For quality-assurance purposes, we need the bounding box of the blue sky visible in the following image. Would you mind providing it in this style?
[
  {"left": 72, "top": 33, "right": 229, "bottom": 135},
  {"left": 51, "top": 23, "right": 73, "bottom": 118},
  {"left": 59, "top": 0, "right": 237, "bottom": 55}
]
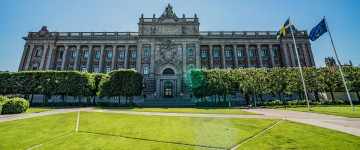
[{"left": 0, "top": 0, "right": 359, "bottom": 72}]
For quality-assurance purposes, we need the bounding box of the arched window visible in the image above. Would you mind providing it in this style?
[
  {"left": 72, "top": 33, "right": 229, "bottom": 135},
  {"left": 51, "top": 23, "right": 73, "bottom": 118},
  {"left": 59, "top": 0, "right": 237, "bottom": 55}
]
[
  {"left": 163, "top": 68, "right": 175, "bottom": 74},
  {"left": 143, "top": 66, "right": 148, "bottom": 74}
]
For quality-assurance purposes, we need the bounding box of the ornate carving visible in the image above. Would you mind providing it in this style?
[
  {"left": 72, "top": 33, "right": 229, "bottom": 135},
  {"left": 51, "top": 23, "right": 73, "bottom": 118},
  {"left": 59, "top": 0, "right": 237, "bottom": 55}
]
[
  {"left": 325, "top": 57, "right": 337, "bottom": 67},
  {"left": 159, "top": 4, "right": 178, "bottom": 22},
  {"left": 151, "top": 25, "right": 156, "bottom": 33},
  {"left": 37, "top": 26, "right": 50, "bottom": 37},
  {"left": 156, "top": 40, "right": 182, "bottom": 64}
]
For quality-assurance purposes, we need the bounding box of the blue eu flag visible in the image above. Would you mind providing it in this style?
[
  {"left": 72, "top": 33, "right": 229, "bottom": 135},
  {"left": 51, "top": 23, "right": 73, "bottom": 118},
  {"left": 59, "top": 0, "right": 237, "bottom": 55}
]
[{"left": 309, "top": 18, "right": 328, "bottom": 41}]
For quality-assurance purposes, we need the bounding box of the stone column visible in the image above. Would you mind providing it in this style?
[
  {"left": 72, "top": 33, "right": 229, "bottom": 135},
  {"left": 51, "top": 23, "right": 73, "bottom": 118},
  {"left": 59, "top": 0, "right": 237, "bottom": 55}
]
[
  {"left": 150, "top": 43, "right": 155, "bottom": 75},
  {"left": 233, "top": 44, "right": 239, "bottom": 69},
  {"left": 86, "top": 45, "right": 93, "bottom": 72},
  {"left": 73, "top": 45, "right": 81, "bottom": 71},
  {"left": 195, "top": 43, "right": 201, "bottom": 69},
  {"left": 111, "top": 45, "right": 117, "bottom": 70},
  {"left": 39, "top": 45, "right": 48, "bottom": 70},
  {"left": 136, "top": 44, "right": 142, "bottom": 72},
  {"left": 18, "top": 44, "right": 28, "bottom": 71},
  {"left": 99, "top": 45, "right": 105, "bottom": 73},
  {"left": 61, "top": 45, "right": 69, "bottom": 70},
  {"left": 280, "top": 43, "right": 290, "bottom": 67},
  {"left": 288, "top": 43, "right": 296, "bottom": 67},
  {"left": 209, "top": 45, "right": 213, "bottom": 69},
  {"left": 268, "top": 44, "right": 275, "bottom": 68},
  {"left": 45, "top": 45, "right": 56, "bottom": 70},
  {"left": 124, "top": 45, "right": 129, "bottom": 69},
  {"left": 24, "top": 45, "right": 35, "bottom": 71},
  {"left": 182, "top": 43, "right": 187, "bottom": 73},
  {"left": 307, "top": 43, "right": 316, "bottom": 66},
  {"left": 301, "top": 43, "right": 310, "bottom": 67},
  {"left": 221, "top": 44, "right": 226, "bottom": 69},
  {"left": 257, "top": 44, "right": 263, "bottom": 68},
  {"left": 245, "top": 44, "right": 250, "bottom": 68}
]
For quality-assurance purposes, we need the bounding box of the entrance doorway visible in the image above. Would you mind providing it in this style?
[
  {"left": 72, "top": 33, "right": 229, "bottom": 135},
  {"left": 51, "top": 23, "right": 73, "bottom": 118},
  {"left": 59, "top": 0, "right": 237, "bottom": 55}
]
[{"left": 164, "top": 81, "right": 173, "bottom": 98}]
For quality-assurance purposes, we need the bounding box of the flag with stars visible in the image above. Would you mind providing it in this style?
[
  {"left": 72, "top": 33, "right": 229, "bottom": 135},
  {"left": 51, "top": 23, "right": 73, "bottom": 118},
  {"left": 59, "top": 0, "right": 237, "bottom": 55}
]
[
  {"left": 309, "top": 18, "right": 328, "bottom": 41},
  {"left": 276, "top": 19, "right": 291, "bottom": 40}
]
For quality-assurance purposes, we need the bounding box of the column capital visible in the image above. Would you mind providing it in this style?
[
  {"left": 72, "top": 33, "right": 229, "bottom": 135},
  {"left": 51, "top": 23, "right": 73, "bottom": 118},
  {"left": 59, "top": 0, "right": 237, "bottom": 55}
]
[
  {"left": 233, "top": 44, "right": 237, "bottom": 48},
  {"left": 257, "top": 44, "right": 261, "bottom": 48},
  {"left": 88, "top": 45, "right": 93, "bottom": 50},
  {"left": 112, "top": 45, "right": 117, "bottom": 50},
  {"left": 245, "top": 44, "right": 249, "bottom": 48},
  {"left": 301, "top": 43, "right": 306, "bottom": 48},
  {"left": 64, "top": 45, "right": 69, "bottom": 49},
  {"left": 100, "top": 45, "right": 105, "bottom": 49},
  {"left": 268, "top": 44, "right": 273, "bottom": 48},
  {"left": 208, "top": 44, "right": 213, "bottom": 48},
  {"left": 221, "top": 44, "right": 225, "bottom": 48},
  {"left": 125, "top": 44, "right": 129, "bottom": 49},
  {"left": 76, "top": 45, "right": 81, "bottom": 49}
]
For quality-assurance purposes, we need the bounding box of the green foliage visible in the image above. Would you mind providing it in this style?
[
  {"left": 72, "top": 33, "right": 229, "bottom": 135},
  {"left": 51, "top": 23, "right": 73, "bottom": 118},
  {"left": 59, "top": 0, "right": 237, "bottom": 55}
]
[
  {"left": 1, "top": 97, "right": 29, "bottom": 114},
  {"left": 0, "top": 72, "right": 13, "bottom": 95},
  {"left": 256, "top": 99, "right": 346, "bottom": 106}
]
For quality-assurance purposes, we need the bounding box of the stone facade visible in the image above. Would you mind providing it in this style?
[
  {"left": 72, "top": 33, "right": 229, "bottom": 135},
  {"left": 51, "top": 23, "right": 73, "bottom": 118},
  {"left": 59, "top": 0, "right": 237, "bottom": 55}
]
[{"left": 19, "top": 4, "right": 315, "bottom": 100}]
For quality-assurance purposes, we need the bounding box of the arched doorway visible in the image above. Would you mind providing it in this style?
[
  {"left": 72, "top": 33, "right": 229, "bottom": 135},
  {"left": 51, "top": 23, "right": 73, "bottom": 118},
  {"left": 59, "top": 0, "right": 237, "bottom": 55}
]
[{"left": 164, "top": 81, "right": 173, "bottom": 98}]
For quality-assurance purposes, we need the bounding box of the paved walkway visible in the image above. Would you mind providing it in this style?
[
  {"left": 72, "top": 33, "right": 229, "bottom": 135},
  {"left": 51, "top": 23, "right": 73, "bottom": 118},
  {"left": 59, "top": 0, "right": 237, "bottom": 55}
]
[{"left": 1, "top": 107, "right": 359, "bottom": 136}]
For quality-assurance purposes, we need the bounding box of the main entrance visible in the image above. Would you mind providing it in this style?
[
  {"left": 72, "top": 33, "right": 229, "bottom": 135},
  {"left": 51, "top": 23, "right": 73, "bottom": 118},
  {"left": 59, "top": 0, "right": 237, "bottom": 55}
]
[{"left": 164, "top": 81, "right": 173, "bottom": 98}]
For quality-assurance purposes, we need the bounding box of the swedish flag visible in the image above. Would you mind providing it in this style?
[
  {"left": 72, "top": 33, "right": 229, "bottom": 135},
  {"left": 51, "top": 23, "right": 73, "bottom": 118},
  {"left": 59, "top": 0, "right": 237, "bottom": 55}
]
[{"left": 276, "top": 19, "right": 291, "bottom": 40}]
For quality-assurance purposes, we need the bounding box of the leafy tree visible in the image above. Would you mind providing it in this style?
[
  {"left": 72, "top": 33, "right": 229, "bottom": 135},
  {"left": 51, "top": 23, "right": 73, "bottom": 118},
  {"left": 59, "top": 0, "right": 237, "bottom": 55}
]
[
  {"left": 316, "top": 67, "right": 343, "bottom": 100},
  {"left": 89, "top": 73, "right": 106, "bottom": 104},
  {"left": 343, "top": 66, "right": 360, "bottom": 102},
  {"left": 267, "top": 67, "right": 289, "bottom": 102},
  {"left": 0, "top": 72, "right": 13, "bottom": 95}
]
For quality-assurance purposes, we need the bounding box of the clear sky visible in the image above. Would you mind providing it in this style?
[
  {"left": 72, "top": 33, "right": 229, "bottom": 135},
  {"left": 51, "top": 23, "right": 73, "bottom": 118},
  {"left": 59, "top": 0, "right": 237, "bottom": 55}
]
[{"left": 0, "top": 0, "right": 359, "bottom": 72}]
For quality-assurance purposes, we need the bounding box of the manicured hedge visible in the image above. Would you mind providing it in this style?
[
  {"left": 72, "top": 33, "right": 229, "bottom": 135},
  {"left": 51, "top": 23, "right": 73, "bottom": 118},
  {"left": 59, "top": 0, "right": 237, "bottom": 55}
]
[
  {"left": 1, "top": 97, "right": 29, "bottom": 114},
  {"left": 256, "top": 99, "right": 346, "bottom": 106}
]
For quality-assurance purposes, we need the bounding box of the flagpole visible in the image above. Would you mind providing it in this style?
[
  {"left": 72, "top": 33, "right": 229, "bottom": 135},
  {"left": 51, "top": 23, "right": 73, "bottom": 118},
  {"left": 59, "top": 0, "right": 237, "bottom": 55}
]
[
  {"left": 324, "top": 16, "right": 355, "bottom": 111},
  {"left": 288, "top": 17, "right": 311, "bottom": 111}
]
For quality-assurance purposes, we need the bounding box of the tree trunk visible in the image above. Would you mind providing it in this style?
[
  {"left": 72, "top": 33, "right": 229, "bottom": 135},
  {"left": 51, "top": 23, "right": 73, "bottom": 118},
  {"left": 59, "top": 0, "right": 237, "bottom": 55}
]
[
  {"left": 315, "top": 92, "right": 319, "bottom": 101},
  {"left": 223, "top": 94, "right": 227, "bottom": 102},
  {"left": 218, "top": 95, "right": 221, "bottom": 103},
  {"left": 78, "top": 96, "right": 81, "bottom": 104},
  {"left": 260, "top": 94, "right": 263, "bottom": 101},
  {"left": 119, "top": 96, "right": 121, "bottom": 104},
  {"left": 356, "top": 92, "right": 360, "bottom": 104},
  {"left": 298, "top": 92, "right": 302, "bottom": 100},
  {"left": 93, "top": 96, "right": 96, "bottom": 104},
  {"left": 30, "top": 94, "right": 34, "bottom": 104},
  {"left": 245, "top": 94, "right": 250, "bottom": 105},
  {"left": 62, "top": 95, "right": 65, "bottom": 103},
  {"left": 278, "top": 93, "right": 282, "bottom": 101},
  {"left": 125, "top": 97, "right": 128, "bottom": 104},
  {"left": 330, "top": 91, "right": 335, "bottom": 100}
]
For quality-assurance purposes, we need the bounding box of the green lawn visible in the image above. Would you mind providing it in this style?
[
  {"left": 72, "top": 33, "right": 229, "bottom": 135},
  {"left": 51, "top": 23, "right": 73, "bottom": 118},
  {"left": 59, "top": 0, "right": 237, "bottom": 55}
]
[
  {"left": 96, "top": 107, "right": 260, "bottom": 115},
  {"left": 238, "top": 120, "right": 360, "bottom": 150},
  {"left": 23, "top": 108, "right": 55, "bottom": 114},
  {"left": 79, "top": 111, "right": 277, "bottom": 149},
  {"left": 34, "top": 132, "right": 207, "bottom": 150},
  {"left": 0, "top": 112, "right": 77, "bottom": 150},
  {"left": 264, "top": 105, "right": 360, "bottom": 118}
]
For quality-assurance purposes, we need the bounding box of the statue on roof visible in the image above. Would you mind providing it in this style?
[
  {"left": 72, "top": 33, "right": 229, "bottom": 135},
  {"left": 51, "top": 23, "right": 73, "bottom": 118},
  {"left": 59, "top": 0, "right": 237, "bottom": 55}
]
[{"left": 159, "top": 4, "right": 178, "bottom": 22}]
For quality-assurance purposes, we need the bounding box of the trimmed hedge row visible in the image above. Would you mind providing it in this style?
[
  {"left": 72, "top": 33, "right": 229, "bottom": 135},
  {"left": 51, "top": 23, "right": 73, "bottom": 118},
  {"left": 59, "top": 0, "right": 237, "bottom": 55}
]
[
  {"left": 0, "top": 96, "right": 29, "bottom": 114},
  {"left": 256, "top": 99, "right": 345, "bottom": 106}
]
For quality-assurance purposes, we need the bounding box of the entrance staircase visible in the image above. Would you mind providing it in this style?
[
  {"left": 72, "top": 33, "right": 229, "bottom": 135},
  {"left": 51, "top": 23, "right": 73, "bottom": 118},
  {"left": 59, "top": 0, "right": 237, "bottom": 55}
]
[{"left": 137, "top": 98, "right": 195, "bottom": 107}]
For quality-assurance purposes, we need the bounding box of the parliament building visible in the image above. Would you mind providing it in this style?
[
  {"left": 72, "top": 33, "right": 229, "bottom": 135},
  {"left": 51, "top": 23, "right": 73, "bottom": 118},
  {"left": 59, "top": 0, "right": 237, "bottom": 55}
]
[{"left": 18, "top": 4, "right": 315, "bottom": 100}]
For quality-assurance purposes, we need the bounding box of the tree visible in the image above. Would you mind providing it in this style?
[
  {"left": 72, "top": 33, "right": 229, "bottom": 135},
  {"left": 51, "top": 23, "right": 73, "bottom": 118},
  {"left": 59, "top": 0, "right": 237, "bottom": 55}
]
[
  {"left": 89, "top": 73, "right": 106, "bottom": 104},
  {"left": 267, "top": 67, "right": 289, "bottom": 102},
  {"left": 0, "top": 72, "right": 13, "bottom": 95},
  {"left": 316, "top": 67, "right": 343, "bottom": 100},
  {"left": 343, "top": 66, "right": 360, "bottom": 102}
]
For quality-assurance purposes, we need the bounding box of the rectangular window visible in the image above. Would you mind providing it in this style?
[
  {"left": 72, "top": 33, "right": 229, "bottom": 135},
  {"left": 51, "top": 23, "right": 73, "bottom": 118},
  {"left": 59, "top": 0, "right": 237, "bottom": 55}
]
[
  {"left": 261, "top": 50, "right": 266, "bottom": 57},
  {"left": 120, "top": 51, "right": 125, "bottom": 58},
  {"left": 36, "top": 50, "right": 41, "bottom": 57},
  {"left": 249, "top": 50, "right": 254, "bottom": 57},
  {"left": 214, "top": 50, "right": 219, "bottom": 57},
  {"left": 93, "top": 67, "right": 99, "bottom": 73},
  {"left": 32, "top": 67, "right": 38, "bottom": 70},
  {"left": 226, "top": 50, "right": 231, "bottom": 57},
  {"left": 72, "top": 51, "right": 76, "bottom": 58},
  {"left": 202, "top": 67, "right": 207, "bottom": 70},
  {"left": 272, "top": 50, "right": 277, "bottom": 57},
  {"left": 189, "top": 49, "right": 193, "bottom": 56},
  {"left": 237, "top": 50, "right": 242, "bottom": 57},
  {"left": 81, "top": 68, "right": 87, "bottom": 72},
  {"left": 60, "top": 51, "right": 64, "bottom": 58},
  {"left": 132, "top": 51, "right": 136, "bottom": 58},
  {"left": 84, "top": 51, "right": 88, "bottom": 58},
  {"left": 239, "top": 67, "right": 244, "bottom": 69},
  {"left": 251, "top": 67, "right": 256, "bottom": 69},
  {"left": 214, "top": 67, "right": 219, "bottom": 69},
  {"left": 143, "top": 67, "right": 148, "bottom": 74},
  {"left": 297, "top": 48, "right": 300, "bottom": 55},
  {"left": 95, "top": 51, "right": 100, "bottom": 58},
  {"left": 131, "top": 67, "right": 136, "bottom": 70},
  {"left": 227, "top": 66, "right": 232, "bottom": 70},
  {"left": 202, "top": 50, "right": 206, "bottom": 57},
  {"left": 106, "top": 67, "right": 111, "bottom": 74},
  {"left": 107, "top": 51, "right": 112, "bottom": 58},
  {"left": 118, "top": 67, "right": 123, "bottom": 70},
  {"left": 144, "top": 49, "right": 149, "bottom": 56}
]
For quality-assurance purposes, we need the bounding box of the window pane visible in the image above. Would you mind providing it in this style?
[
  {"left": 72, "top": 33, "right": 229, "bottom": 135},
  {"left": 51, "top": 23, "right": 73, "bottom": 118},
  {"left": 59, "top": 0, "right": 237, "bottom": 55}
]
[
  {"left": 108, "top": 51, "right": 112, "bottom": 58},
  {"left": 189, "top": 49, "right": 193, "bottom": 56},
  {"left": 273, "top": 50, "right": 277, "bottom": 57},
  {"left": 95, "top": 51, "right": 100, "bottom": 58},
  {"left": 250, "top": 50, "right": 254, "bottom": 57},
  {"left": 106, "top": 67, "right": 111, "bottom": 74},
  {"left": 144, "top": 49, "right": 149, "bottom": 56},
  {"left": 84, "top": 51, "right": 88, "bottom": 58},
  {"left": 120, "top": 51, "right": 124, "bottom": 58},
  {"left": 132, "top": 51, "right": 136, "bottom": 58},
  {"left": 60, "top": 51, "right": 64, "bottom": 58},
  {"left": 214, "top": 51, "right": 219, "bottom": 57},
  {"left": 81, "top": 68, "right": 87, "bottom": 72},
  {"left": 72, "top": 51, "right": 76, "bottom": 58},
  {"left": 36, "top": 50, "right": 41, "bottom": 57},
  {"left": 261, "top": 50, "right": 266, "bottom": 57},
  {"left": 237, "top": 50, "right": 242, "bottom": 57},
  {"left": 226, "top": 50, "right": 230, "bottom": 57},
  {"left": 94, "top": 68, "right": 99, "bottom": 73},
  {"left": 143, "top": 67, "right": 148, "bottom": 74},
  {"left": 202, "top": 50, "right": 206, "bottom": 57},
  {"left": 118, "top": 67, "right": 123, "bottom": 70}
]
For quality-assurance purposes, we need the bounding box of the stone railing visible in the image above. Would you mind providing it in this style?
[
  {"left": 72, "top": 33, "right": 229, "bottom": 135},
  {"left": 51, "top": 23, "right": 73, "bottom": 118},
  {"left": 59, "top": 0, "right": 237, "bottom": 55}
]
[
  {"left": 199, "top": 30, "right": 308, "bottom": 37},
  {"left": 139, "top": 17, "right": 199, "bottom": 23},
  {"left": 27, "top": 32, "right": 139, "bottom": 38}
]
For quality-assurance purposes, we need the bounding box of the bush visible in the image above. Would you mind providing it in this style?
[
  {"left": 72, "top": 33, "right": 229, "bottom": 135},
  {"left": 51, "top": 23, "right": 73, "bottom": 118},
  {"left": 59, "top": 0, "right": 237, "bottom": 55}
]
[
  {"left": 2, "top": 98, "right": 29, "bottom": 114},
  {"left": 0, "top": 95, "right": 8, "bottom": 102}
]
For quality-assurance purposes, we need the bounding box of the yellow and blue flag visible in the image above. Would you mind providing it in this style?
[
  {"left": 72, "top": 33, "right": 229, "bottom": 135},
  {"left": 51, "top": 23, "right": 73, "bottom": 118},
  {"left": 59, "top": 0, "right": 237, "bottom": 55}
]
[
  {"left": 309, "top": 18, "right": 327, "bottom": 41},
  {"left": 276, "top": 19, "right": 291, "bottom": 40}
]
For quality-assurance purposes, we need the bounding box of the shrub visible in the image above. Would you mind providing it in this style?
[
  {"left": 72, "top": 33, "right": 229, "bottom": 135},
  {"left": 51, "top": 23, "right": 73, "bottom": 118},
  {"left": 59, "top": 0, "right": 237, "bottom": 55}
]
[
  {"left": 0, "top": 95, "right": 8, "bottom": 102},
  {"left": 2, "top": 98, "right": 29, "bottom": 114}
]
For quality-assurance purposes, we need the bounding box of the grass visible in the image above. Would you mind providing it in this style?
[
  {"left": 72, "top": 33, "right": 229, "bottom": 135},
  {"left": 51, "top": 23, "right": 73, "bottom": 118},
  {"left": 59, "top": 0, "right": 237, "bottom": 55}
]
[
  {"left": 34, "top": 132, "right": 207, "bottom": 150},
  {"left": 96, "top": 107, "right": 260, "bottom": 115},
  {"left": 238, "top": 120, "right": 360, "bottom": 150},
  {"left": 79, "top": 111, "right": 278, "bottom": 149},
  {"left": 0, "top": 112, "right": 77, "bottom": 150},
  {"left": 23, "top": 108, "right": 55, "bottom": 114},
  {"left": 263, "top": 105, "right": 360, "bottom": 118}
]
